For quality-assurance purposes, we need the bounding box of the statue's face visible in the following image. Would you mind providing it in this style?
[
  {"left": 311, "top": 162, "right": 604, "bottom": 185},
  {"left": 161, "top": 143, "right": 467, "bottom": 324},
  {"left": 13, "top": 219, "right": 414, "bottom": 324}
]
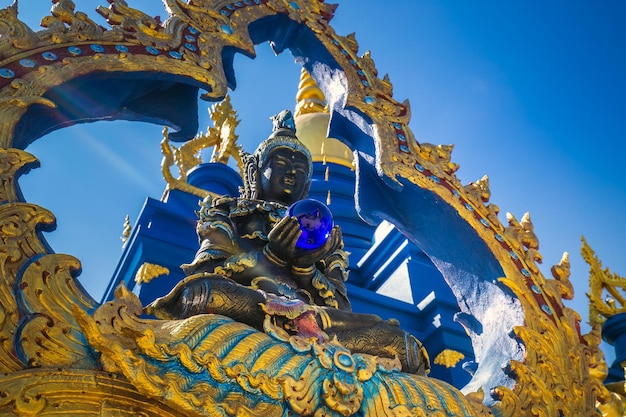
[{"left": 259, "top": 147, "right": 310, "bottom": 204}]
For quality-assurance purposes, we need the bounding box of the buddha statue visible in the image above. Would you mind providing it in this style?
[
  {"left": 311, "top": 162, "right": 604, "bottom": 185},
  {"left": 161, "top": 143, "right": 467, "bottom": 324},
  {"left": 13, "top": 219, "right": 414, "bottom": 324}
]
[{"left": 147, "top": 110, "right": 429, "bottom": 375}]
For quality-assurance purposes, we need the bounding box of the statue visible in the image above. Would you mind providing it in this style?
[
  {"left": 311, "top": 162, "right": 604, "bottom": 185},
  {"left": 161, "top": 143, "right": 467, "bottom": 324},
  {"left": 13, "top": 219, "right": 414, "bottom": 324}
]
[{"left": 147, "top": 110, "right": 429, "bottom": 375}]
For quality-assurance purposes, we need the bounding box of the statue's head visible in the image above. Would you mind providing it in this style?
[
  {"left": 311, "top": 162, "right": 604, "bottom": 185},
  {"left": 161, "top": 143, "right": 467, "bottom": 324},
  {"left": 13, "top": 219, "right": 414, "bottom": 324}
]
[{"left": 242, "top": 110, "right": 313, "bottom": 204}]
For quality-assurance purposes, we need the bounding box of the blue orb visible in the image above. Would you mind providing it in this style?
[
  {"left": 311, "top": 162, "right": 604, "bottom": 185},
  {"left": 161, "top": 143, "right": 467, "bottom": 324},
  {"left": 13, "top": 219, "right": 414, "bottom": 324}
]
[{"left": 287, "top": 199, "right": 334, "bottom": 250}]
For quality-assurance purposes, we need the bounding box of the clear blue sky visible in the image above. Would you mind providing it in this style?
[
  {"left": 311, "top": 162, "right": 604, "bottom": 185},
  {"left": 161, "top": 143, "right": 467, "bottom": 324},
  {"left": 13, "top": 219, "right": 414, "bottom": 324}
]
[{"left": 8, "top": 1, "right": 626, "bottom": 361}]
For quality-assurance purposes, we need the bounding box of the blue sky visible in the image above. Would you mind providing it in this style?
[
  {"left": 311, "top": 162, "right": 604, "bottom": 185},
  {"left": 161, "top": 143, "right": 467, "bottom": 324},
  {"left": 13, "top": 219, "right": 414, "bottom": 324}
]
[{"left": 8, "top": 1, "right": 626, "bottom": 360}]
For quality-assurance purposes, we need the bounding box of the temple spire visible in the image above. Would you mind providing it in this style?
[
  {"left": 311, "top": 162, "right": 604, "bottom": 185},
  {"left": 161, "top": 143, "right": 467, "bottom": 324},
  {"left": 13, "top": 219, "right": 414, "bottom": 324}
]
[
  {"left": 294, "top": 68, "right": 327, "bottom": 117},
  {"left": 293, "top": 68, "right": 353, "bottom": 169}
]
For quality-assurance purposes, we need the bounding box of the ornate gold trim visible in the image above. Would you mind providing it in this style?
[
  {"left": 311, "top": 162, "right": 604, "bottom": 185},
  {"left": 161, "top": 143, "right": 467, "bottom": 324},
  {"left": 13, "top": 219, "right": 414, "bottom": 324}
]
[
  {"left": 134, "top": 262, "right": 170, "bottom": 285},
  {"left": 584, "top": 237, "right": 626, "bottom": 325},
  {"left": 0, "top": 368, "right": 184, "bottom": 416},
  {"left": 434, "top": 349, "right": 465, "bottom": 369}
]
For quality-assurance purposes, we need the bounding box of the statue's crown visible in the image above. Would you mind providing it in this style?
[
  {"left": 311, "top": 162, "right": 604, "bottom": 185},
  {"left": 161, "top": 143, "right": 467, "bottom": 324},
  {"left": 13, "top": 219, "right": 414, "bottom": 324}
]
[{"left": 253, "top": 110, "right": 312, "bottom": 173}]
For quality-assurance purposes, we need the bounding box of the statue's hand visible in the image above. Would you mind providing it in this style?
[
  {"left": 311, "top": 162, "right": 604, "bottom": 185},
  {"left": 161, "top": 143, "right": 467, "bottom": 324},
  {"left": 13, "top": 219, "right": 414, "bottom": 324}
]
[
  {"left": 266, "top": 218, "right": 343, "bottom": 268},
  {"left": 265, "top": 216, "right": 301, "bottom": 264},
  {"left": 293, "top": 226, "right": 342, "bottom": 268}
]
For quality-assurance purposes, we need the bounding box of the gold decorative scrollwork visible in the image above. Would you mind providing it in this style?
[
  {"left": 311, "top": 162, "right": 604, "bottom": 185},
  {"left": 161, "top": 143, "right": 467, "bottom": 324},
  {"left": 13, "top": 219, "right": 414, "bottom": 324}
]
[
  {"left": 0, "top": 148, "right": 38, "bottom": 204},
  {"left": 0, "top": 3, "right": 39, "bottom": 58},
  {"left": 97, "top": 0, "right": 171, "bottom": 46},
  {"left": 49, "top": 0, "right": 108, "bottom": 41},
  {"left": 161, "top": 95, "right": 243, "bottom": 198},
  {"left": 0, "top": 369, "right": 184, "bottom": 416},
  {"left": 18, "top": 253, "right": 97, "bottom": 368},
  {"left": 434, "top": 349, "right": 465, "bottom": 368},
  {"left": 0, "top": 202, "right": 54, "bottom": 280},
  {"left": 495, "top": 261, "right": 607, "bottom": 416},
  {"left": 584, "top": 237, "right": 626, "bottom": 326},
  {"left": 134, "top": 262, "right": 170, "bottom": 285}
]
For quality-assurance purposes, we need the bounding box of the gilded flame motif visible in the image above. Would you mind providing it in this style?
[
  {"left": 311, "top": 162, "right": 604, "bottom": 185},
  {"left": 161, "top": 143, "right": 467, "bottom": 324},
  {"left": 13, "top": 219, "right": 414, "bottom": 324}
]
[
  {"left": 584, "top": 237, "right": 626, "bottom": 326},
  {"left": 434, "top": 349, "right": 465, "bottom": 369},
  {"left": 0, "top": 0, "right": 613, "bottom": 416},
  {"left": 161, "top": 95, "right": 243, "bottom": 198},
  {"left": 134, "top": 262, "right": 170, "bottom": 285}
]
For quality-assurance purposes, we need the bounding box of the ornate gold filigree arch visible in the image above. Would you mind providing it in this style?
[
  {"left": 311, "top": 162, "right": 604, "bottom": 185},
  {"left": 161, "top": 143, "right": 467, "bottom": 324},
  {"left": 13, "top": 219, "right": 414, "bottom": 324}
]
[{"left": 0, "top": 1, "right": 608, "bottom": 416}]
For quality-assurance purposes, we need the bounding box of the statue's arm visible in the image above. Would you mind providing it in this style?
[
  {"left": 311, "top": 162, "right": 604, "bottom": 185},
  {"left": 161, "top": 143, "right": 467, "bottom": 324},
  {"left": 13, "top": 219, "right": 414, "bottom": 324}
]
[
  {"left": 320, "top": 248, "right": 352, "bottom": 311},
  {"left": 181, "top": 199, "right": 239, "bottom": 275}
]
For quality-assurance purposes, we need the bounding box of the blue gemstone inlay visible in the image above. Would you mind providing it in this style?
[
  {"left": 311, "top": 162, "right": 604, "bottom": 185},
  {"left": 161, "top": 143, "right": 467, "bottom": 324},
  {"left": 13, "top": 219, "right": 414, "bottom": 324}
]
[
  {"left": 414, "top": 163, "right": 424, "bottom": 172},
  {"left": 68, "top": 46, "right": 82, "bottom": 56},
  {"left": 480, "top": 218, "right": 490, "bottom": 227},
  {"left": 220, "top": 9, "right": 230, "bottom": 16},
  {"left": 169, "top": 51, "right": 182, "bottom": 59},
  {"left": 494, "top": 234, "right": 504, "bottom": 242},
  {"left": 332, "top": 39, "right": 340, "bottom": 46},
  {"left": 42, "top": 52, "right": 57, "bottom": 61},
  {"left": 531, "top": 285, "right": 542, "bottom": 294},
  {"left": 188, "top": 26, "right": 199, "bottom": 35},
  {"left": 235, "top": 1, "right": 243, "bottom": 6},
  {"left": 349, "top": 59, "right": 357, "bottom": 66},
  {"left": 393, "top": 122, "right": 401, "bottom": 129},
  {"left": 184, "top": 43, "right": 197, "bottom": 51},
  {"left": 357, "top": 69, "right": 365, "bottom": 76},
  {"left": 244, "top": 0, "right": 252, "bottom": 4},
  {"left": 541, "top": 305, "right": 553, "bottom": 315},
  {"left": 341, "top": 49, "right": 348, "bottom": 56},
  {"left": 361, "top": 80, "right": 370, "bottom": 87},
  {"left": 399, "top": 144, "right": 409, "bottom": 152},
  {"left": 337, "top": 353, "right": 353, "bottom": 367},
  {"left": 521, "top": 268, "right": 531, "bottom": 277},
  {"left": 254, "top": 0, "right": 261, "bottom": 3},
  {"left": 146, "top": 46, "right": 160, "bottom": 55},
  {"left": 227, "top": 4, "right": 236, "bottom": 10},
  {"left": 90, "top": 44, "right": 104, "bottom": 53},
  {"left": 465, "top": 203, "right": 474, "bottom": 212},
  {"left": 452, "top": 189, "right": 461, "bottom": 198},
  {"left": 397, "top": 133, "right": 406, "bottom": 141},
  {"left": 185, "top": 34, "right": 196, "bottom": 42},
  {"left": 431, "top": 175, "right": 440, "bottom": 183},
  {"left": 289, "top": 1, "right": 300, "bottom": 9},
  {"left": 221, "top": 25, "right": 233, "bottom": 35},
  {"left": 364, "top": 96, "right": 374, "bottom": 104},
  {"left": 509, "top": 251, "right": 518, "bottom": 260},
  {"left": 19, "top": 59, "right": 35, "bottom": 68},
  {"left": 115, "top": 45, "right": 129, "bottom": 53},
  {"left": 0, "top": 68, "right": 15, "bottom": 79}
]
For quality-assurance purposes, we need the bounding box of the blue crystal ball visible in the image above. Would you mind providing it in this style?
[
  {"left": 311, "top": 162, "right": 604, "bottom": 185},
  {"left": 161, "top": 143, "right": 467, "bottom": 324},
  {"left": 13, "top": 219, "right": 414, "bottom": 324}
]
[{"left": 287, "top": 199, "right": 334, "bottom": 250}]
